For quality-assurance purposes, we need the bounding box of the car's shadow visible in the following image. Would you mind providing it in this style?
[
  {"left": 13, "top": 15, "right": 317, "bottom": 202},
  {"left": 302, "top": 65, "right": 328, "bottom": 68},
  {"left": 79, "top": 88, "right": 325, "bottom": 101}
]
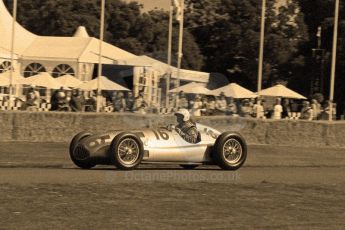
[{"left": 70, "top": 166, "right": 223, "bottom": 171}]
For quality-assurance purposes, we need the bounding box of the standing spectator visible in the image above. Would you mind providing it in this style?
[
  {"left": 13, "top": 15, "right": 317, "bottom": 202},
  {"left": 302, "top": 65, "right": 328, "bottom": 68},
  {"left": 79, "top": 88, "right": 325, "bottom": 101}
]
[
  {"left": 311, "top": 99, "right": 321, "bottom": 120},
  {"left": 125, "top": 91, "right": 135, "bottom": 112},
  {"left": 252, "top": 98, "right": 265, "bottom": 119},
  {"left": 112, "top": 91, "right": 126, "bottom": 112},
  {"left": 273, "top": 98, "right": 283, "bottom": 119},
  {"left": 227, "top": 97, "right": 238, "bottom": 116},
  {"left": 282, "top": 98, "right": 291, "bottom": 119},
  {"left": 50, "top": 87, "right": 65, "bottom": 111},
  {"left": 134, "top": 91, "right": 148, "bottom": 114},
  {"left": 207, "top": 96, "right": 216, "bottom": 116},
  {"left": 240, "top": 99, "right": 253, "bottom": 118},
  {"left": 56, "top": 88, "right": 70, "bottom": 111},
  {"left": 65, "top": 90, "right": 72, "bottom": 105},
  {"left": 26, "top": 85, "right": 40, "bottom": 106},
  {"left": 300, "top": 101, "right": 313, "bottom": 120},
  {"left": 215, "top": 92, "right": 227, "bottom": 115},
  {"left": 290, "top": 99, "right": 299, "bottom": 112},
  {"left": 190, "top": 94, "right": 203, "bottom": 117},
  {"left": 176, "top": 91, "right": 189, "bottom": 110},
  {"left": 22, "top": 89, "right": 38, "bottom": 111},
  {"left": 70, "top": 89, "right": 84, "bottom": 112},
  {"left": 201, "top": 96, "right": 209, "bottom": 116},
  {"left": 111, "top": 92, "right": 118, "bottom": 106},
  {"left": 249, "top": 98, "right": 255, "bottom": 108}
]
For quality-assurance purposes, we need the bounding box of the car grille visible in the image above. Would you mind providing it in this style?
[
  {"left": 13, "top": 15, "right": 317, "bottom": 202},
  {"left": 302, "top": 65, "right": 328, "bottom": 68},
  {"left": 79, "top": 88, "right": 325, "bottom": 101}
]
[{"left": 73, "top": 145, "right": 90, "bottom": 160}]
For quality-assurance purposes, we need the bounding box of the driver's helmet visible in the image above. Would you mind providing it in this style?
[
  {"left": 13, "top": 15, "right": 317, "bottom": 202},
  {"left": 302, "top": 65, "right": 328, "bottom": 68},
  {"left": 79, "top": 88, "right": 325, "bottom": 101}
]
[{"left": 175, "top": 108, "right": 190, "bottom": 122}]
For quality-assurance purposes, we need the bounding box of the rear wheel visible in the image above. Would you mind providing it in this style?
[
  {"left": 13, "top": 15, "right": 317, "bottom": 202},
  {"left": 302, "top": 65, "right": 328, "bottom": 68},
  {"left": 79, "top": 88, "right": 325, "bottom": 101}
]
[
  {"left": 109, "top": 133, "right": 144, "bottom": 170},
  {"left": 69, "top": 132, "right": 96, "bottom": 169},
  {"left": 180, "top": 164, "right": 199, "bottom": 170},
  {"left": 213, "top": 132, "right": 247, "bottom": 170}
]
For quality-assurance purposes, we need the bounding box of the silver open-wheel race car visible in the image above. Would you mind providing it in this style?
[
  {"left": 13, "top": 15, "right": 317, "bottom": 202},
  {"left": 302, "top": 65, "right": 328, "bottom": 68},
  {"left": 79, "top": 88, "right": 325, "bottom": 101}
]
[{"left": 69, "top": 123, "right": 247, "bottom": 170}]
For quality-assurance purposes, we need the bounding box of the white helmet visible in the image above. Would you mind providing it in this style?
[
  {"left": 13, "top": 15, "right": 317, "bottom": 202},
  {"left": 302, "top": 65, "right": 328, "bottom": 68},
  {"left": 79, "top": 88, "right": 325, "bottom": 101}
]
[{"left": 175, "top": 108, "right": 190, "bottom": 122}]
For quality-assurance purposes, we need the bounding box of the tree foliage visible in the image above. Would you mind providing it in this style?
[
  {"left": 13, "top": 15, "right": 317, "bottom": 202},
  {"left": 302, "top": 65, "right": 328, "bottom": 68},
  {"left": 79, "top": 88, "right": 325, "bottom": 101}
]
[{"left": 184, "top": 0, "right": 308, "bottom": 89}]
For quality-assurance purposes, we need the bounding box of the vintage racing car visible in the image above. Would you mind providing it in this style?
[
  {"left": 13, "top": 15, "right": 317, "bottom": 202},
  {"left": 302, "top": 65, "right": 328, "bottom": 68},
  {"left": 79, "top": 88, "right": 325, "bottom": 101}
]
[{"left": 69, "top": 123, "right": 247, "bottom": 170}]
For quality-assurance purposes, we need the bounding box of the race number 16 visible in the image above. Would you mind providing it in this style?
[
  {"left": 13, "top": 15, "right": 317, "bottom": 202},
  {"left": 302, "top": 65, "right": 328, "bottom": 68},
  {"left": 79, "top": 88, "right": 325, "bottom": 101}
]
[{"left": 152, "top": 129, "right": 169, "bottom": 140}]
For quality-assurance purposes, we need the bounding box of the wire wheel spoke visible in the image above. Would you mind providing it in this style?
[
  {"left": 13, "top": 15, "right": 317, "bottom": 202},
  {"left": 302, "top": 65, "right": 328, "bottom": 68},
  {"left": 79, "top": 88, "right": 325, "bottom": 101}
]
[
  {"left": 117, "top": 138, "right": 139, "bottom": 165},
  {"left": 223, "top": 138, "right": 242, "bottom": 164}
]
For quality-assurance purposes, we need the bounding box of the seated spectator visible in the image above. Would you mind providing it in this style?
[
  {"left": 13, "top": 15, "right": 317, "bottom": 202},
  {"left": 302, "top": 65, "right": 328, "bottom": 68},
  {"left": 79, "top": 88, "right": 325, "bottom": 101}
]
[
  {"left": 300, "top": 101, "right": 313, "bottom": 120},
  {"left": 125, "top": 91, "right": 135, "bottom": 112},
  {"left": 240, "top": 99, "right": 253, "bottom": 118},
  {"left": 227, "top": 97, "right": 238, "bottom": 116},
  {"left": 112, "top": 91, "right": 126, "bottom": 112},
  {"left": 70, "top": 89, "right": 84, "bottom": 112},
  {"left": 273, "top": 98, "right": 283, "bottom": 119},
  {"left": 282, "top": 98, "right": 291, "bottom": 119}
]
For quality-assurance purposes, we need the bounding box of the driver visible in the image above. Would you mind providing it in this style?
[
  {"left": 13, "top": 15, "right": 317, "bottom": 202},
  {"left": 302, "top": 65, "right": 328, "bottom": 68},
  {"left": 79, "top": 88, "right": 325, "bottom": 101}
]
[{"left": 171, "top": 109, "right": 200, "bottom": 144}]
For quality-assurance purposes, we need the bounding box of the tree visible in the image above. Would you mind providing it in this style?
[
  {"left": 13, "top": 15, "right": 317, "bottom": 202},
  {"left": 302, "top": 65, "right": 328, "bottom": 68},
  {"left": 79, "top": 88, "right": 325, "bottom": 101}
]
[
  {"left": 184, "top": 0, "right": 308, "bottom": 90},
  {"left": 300, "top": 0, "right": 345, "bottom": 115}
]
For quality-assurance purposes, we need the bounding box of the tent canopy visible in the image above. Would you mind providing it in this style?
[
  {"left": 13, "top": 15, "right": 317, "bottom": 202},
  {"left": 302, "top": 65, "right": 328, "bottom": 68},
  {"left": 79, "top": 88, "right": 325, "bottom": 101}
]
[
  {"left": 56, "top": 74, "right": 83, "bottom": 88},
  {"left": 19, "top": 72, "right": 65, "bottom": 89},
  {"left": 211, "top": 83, "right": 257, "bottom": 98},
  {"left": 258, "top": 84, "right": 306, "bottom": 99},
  {"left": 78, "top": 75, "right": 129, "bottom": 91},
  {"left": 169, "top": 82, "right": 212, "bottom": 94}
]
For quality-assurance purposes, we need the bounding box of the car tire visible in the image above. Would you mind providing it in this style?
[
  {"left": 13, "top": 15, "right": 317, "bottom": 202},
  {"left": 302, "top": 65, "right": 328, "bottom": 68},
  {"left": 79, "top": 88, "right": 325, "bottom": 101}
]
[
  {"left": 213, "top": 132, "right": 247, "bottom": 170},
  {"left": 69, "top": 131, "right": 96, "bottom": 169},
  {"left": 180, "top": 164, "right": 199, "bottom": 170},
  {"left": 109, "top": 132, "right": 144, "bottom": 170}
]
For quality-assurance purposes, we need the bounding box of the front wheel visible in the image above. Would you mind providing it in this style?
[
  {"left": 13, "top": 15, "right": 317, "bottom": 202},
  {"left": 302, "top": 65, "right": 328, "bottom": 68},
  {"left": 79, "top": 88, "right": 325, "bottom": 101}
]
[
  {"left": 213, "top": 132, "right": 247, "bottom": 170},
  {"left": 69, "top": 131, "right": 96, "bottom": 169},
  {"left": 109, "top": 132, "right": 144, "bottom": 170}
]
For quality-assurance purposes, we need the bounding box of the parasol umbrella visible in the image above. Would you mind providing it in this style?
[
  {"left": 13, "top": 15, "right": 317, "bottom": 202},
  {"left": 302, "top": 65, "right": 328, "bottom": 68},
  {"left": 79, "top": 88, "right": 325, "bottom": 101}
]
[
  {"left": 0, "top": 71, "right": 24, "bottom": 86},
  {"left": 169, "top": 82, "right": 212, "bottom": 95},
  {"left": 211, "top": 83, "right": 257, "bottom": 98},
  {"left": 258, "top": 84, "right": 306, "bottom": 99},
  {"left": 19, "top": 72, "right": 66, "bottom": 89},
  {"left": 78, "top": 76, "right": 129, "bottom": 91},
  {"left": 56, "top": 74, "right": 83, "bottom": 88}
]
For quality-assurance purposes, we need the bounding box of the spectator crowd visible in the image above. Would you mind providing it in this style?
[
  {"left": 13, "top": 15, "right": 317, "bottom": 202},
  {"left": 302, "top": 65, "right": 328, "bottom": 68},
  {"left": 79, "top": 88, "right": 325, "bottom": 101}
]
[
  {"left": 173, "top": 91, "right": 337, "bottom": 120},
  {"left": 0, "top": 86, "right": 339, "bottom": 120}
]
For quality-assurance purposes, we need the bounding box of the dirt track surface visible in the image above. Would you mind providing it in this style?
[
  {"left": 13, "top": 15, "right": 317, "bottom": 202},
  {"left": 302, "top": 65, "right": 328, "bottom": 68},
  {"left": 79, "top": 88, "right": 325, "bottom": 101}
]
[{"left": 1, "top": 142, "right": 345, "bottom": 229}]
